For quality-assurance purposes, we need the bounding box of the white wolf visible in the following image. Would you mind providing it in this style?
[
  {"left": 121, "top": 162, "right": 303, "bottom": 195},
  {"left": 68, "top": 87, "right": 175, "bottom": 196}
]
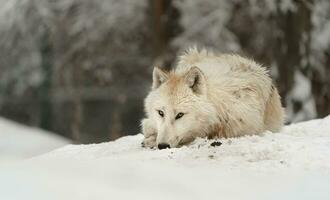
[{"left": 141, "top": 48, "right": 284, "bottom": 149}]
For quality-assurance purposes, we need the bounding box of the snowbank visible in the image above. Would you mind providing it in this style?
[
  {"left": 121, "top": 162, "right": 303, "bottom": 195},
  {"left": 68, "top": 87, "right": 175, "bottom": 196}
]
[
  {"left": 0, "top": 116, "right": 330, "bottom": 200},
  {"left": 0, "top": 118, "right": 70, "bottom": 160}
]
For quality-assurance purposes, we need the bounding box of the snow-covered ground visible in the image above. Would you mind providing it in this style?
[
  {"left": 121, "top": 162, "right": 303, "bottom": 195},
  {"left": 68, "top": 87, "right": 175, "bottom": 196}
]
[
  {"left": 0, "top": 116, "right": 330, "bottom": 200},
  {"left": 0, "top": 117, "right": 70, "bottom": 160}
]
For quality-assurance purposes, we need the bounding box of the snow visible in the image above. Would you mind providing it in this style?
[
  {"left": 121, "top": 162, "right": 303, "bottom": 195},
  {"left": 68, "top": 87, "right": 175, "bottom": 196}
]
[
  {"left": 312, "top": 0, "right": 330, "bottom": 52},
  {"left": 287, "top": 71, "right": 317, "bottom": 122},
  {"left": 0, "top": 118, "right": 70, "bottom": 160},
  {"left": 310, "top": 0, "right": 330, "bottom": 79},
  {"left": 1, "top": 116, "right": 330, "bottom": 199},
  {"left": 174, "top": 1, "right": 240, "bottom": 52},
  {"left": 0, "top": 0, "right": 149, "bottom": 96},
  {"left": 279, "top": 0, "right": 297, "bottom": 13}
]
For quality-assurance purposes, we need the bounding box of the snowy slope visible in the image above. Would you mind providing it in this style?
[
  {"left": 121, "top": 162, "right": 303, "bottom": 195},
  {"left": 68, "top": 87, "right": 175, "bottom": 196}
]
[
  {"left": 0, "top": 118, "right": 70, "bottom": 160},
  {"left": 0, "top": 116, "right": 330, "bottom": 200}
]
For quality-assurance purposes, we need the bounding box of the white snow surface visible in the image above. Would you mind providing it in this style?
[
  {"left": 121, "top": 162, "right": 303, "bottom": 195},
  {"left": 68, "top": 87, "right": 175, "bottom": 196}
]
[
  {"left": 1, "top": 116, "right": 330, "bottom": 200},
  {"left": 0, "top": 117, "right": 70, "bottom": 160}
]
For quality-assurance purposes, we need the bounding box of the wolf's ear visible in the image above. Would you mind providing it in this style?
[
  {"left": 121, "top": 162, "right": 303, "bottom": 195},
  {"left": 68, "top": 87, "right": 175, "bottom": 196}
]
[
  {"left": 184, "top": 66, "right": 206, "bottom": 95},
  {"left": 152, "top": 67, "right": 169, "bottom": 89}
]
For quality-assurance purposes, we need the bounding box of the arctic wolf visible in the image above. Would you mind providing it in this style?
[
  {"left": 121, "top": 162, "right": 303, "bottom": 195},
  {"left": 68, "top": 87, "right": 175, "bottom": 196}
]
[{"left": 141, "top": 48, "right": 284, "bottom": 149}]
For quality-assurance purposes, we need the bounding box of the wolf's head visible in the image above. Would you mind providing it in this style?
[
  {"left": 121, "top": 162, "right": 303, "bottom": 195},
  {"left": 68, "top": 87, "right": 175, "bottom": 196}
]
[{"left": 145, "top": 66, "right": 219, "bottom": 149}]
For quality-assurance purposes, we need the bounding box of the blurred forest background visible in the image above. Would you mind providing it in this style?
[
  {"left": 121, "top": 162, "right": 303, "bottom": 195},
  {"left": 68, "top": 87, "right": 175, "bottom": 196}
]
[{"left": 0, "top": 0, "right": 329, "bottom": 143}]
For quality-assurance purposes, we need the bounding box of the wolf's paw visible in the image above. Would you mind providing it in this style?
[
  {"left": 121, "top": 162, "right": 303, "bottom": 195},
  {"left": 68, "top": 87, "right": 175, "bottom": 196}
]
[{"left": 142, "top": 135, "right": 157, "bottom": 149}]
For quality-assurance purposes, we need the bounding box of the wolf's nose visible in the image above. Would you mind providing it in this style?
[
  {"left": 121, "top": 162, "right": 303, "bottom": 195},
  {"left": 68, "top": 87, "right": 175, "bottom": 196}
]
[{"left": 158, "top": 143, "right": 170, "bottom": 149}]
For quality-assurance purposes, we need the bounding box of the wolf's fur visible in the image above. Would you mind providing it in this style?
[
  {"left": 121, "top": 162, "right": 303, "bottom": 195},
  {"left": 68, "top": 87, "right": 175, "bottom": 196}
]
[{"left": 142, "top": 47, "right": 284, "bottom": 148}]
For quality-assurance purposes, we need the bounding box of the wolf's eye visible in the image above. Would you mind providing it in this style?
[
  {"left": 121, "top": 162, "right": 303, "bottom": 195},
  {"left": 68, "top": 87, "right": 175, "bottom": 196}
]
[
  {"left": 158, "top": 110, "right": 164, "bottom": 117},
  {"left": 175, "top": 112, "right": 184, "bottom": 120}
]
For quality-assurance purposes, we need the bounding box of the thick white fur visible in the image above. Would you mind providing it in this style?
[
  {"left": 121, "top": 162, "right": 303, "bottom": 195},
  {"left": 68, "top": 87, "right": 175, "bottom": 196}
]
[{"left": 142, "top": 47, "right": 284, "bottom": 148}]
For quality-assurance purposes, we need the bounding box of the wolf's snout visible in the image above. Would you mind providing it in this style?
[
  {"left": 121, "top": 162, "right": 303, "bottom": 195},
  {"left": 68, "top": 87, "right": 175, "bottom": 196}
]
[{"left": 158, "top": 143, "right": 170, "bottom": 149}]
